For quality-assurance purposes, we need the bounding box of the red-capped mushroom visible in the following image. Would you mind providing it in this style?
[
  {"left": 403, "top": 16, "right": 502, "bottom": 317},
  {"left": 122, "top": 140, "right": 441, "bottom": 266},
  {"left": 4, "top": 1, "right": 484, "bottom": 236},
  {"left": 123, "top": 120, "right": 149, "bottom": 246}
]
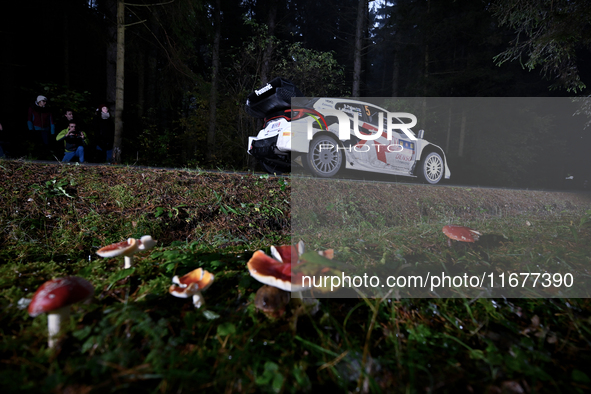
[
  {"left": 248, "top": 248, "right": 302, "bottom": 291},
  {"left": 247, "top": 248, "right": 296, "bottom": 316},
  {"left": 96, "top": 238, "right": 139, "bottom": 269},
  {"left": 247, "top": 241, "right": 336, "bottom": 314},
  {"left": 169, "top": 268, "right": 214, "bottom": 308},
  {"left": 442, "top": 225, "right": 481, "bottom": 246},
  {"left": 28, "top": 276, "right": 94, "bottom": 348},
  {"left": 248, "top": 242, "right": 336, "bottom": 292}
]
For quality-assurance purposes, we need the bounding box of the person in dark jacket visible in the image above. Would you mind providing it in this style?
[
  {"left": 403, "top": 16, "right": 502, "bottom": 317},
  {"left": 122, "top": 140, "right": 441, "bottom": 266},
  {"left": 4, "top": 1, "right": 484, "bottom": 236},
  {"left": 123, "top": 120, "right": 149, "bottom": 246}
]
[
  {"left": 94, "top": 104, "right": 114, "bottom": 163},
  {"left": 27, "top": 95, "right": 55, "bottom": 158},
  {"left": 56, "top": 121, "right": 89, "bottom": 163}
]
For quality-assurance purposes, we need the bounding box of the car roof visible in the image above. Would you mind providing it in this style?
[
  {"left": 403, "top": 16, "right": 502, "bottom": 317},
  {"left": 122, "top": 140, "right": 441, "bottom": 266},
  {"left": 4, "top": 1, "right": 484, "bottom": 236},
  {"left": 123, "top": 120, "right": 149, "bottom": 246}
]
[{"left": 313, "top": 98, "right": 389, "bottom": 113}]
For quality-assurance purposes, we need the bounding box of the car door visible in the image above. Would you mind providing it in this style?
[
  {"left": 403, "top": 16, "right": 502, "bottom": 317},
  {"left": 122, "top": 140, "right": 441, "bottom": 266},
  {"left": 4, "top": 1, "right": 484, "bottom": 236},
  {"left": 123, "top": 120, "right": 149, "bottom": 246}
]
[
  {"left": 356, "top": 104, "right": 415, "bottom": 173},
  {"left": 373, "top": 110, "right": 416, "bottom": 173}
]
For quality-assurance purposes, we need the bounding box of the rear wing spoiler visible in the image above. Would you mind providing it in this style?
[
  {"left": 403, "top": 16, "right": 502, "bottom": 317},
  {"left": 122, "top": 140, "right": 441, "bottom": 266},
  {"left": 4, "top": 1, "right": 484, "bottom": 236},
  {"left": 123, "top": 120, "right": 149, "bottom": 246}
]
[{"left": 245, "top": 77, "right": 303, "bottom": 119}]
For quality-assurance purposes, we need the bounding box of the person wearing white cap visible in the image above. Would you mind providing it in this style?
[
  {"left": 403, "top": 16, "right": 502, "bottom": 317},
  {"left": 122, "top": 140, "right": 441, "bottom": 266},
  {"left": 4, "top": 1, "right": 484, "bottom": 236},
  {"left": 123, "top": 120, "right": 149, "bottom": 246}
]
[{"left": 27, "top": 95, "right": 56, "bottom": 159}]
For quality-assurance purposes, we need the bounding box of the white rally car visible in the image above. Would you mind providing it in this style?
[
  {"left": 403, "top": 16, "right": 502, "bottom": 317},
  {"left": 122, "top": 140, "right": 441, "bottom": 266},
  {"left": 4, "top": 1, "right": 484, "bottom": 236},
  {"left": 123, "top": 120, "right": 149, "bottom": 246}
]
[{"left": 291, "top": 98, "right": 451, "bottom": 184}]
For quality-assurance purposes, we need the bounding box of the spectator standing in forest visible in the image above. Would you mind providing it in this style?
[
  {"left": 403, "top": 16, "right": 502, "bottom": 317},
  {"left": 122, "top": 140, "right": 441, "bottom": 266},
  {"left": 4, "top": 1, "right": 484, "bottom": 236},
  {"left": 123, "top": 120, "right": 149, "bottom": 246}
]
[
  {"left": 27, "top": 95, "right": 55, "bottom": 159},
  {"left": 55, "top": 109, "right": 75, "bottom": 157},
  {"left": 56, "top": 121, "right": 88, "bottom": 163},
  {"left": 94, "top": 104, "right": 114, "bottom": 163}
]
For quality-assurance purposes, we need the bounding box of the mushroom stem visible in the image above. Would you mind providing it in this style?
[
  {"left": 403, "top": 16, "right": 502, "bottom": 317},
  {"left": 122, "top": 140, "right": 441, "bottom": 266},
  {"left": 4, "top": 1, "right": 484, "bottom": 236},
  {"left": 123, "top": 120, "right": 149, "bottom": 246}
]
[
  {"left": 47, "top": 306, "right": 70, "bottom": 348},
  {"left": 124, "top": 255, "right": 134, "bottom": 269},
  {"left": 192, "top": 291, "right": 204, "bottom": 308}
]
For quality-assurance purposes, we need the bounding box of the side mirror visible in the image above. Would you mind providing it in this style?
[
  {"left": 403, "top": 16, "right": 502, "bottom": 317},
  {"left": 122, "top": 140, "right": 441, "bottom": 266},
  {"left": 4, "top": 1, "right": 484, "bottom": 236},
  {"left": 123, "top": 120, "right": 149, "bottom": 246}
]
[{"left": 417, "top": 129, "right": 425, "bottom": 139}]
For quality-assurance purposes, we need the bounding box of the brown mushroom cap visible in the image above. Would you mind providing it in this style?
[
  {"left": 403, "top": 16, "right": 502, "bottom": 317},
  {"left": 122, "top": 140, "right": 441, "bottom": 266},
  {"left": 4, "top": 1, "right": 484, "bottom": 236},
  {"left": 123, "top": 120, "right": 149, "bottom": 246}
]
[
  {"left": 247, "top": 250, "right": 293, "bottom": 292},
  {"left": 269, "top": 244, "right": 296, "bottom": 265},
  {"left": 169, "top": 268, "right": 214, "bottom": 298},
  {"left": 317, "top": 249, "right": 334, "bottom": 259},
  {"left": 442, "top": 225, "right": 481, "bottom": 243},
  {"left": 28, "top": 277, "right": 94, "bottom": 317},
  {"left": 248, "top": 242, "right": 336, "bottom": 293},
  {"left": 96, "top": 238, "right": 139, "bottom": 258}
]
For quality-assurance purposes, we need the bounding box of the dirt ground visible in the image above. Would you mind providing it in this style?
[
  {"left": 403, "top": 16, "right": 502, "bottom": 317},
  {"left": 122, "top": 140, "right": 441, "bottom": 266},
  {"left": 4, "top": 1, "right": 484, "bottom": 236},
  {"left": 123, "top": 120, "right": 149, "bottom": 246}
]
[
  {"left": 0, "top": 160, "right": 291, "bottom": 248},
  {"left": 291, "top": 176, "right": 591, "bottom": 229}
]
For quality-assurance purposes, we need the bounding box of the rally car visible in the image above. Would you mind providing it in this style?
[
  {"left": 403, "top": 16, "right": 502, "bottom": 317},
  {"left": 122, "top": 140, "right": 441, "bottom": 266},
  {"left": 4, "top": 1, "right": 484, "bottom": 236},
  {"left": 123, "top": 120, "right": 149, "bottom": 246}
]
[{"left": 290, "top": 98, "right": 451, "bottom": 184}]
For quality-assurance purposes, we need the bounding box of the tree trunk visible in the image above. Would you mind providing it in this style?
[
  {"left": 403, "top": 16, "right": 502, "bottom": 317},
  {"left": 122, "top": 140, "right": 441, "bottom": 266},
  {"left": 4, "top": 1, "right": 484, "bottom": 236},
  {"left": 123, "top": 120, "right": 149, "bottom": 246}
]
[
  {"left": 106, "top": 0, "right": 117, "bottom": 108},
  {"left": 146, "top": 11, "right": 159, "bottom": 111},
  {"left": 352, "top": 0, "right": 366, "bottom": 97},
  {"left": 391, "top": 52, "right": 399, "bottom": 97},
  {"left": 207, "top": 0, "right": 221, "bottom": 161},
  {"left": 113, "top": 0, "right": 125, "bottom": 163},
  {"left": 423, "top": 0, "right": 431, "bottom": 96},
  {"left": 423, "top": 43, "right": 429, "bottom": 95},
  {"left": 137, "top": 51, "right": 145, "bottom": 120},
  {"left": 261, "top": 0, "right": 278, "bottom": 85},
  {"left": 63, "top": 12, "right": 70, "bottom": 87}
]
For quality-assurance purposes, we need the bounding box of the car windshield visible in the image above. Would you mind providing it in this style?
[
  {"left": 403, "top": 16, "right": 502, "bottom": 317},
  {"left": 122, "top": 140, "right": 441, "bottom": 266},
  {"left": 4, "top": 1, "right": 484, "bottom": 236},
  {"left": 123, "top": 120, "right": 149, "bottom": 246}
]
[{"left": 301, "top": 98, "right": 320, "bottom": 109}]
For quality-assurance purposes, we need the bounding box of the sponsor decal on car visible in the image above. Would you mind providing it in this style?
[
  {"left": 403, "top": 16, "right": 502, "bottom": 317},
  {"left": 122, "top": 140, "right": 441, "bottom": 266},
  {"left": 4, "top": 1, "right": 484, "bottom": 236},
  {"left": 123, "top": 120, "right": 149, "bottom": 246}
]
[
  {"left": 398, "top": 140, "right": 415, "bottom": 153},
  {"left": 254, "top": 83, "right": 273, "bottom": 96},
  {"left": 337, "top": 104, "right": 363, "bottom": 117}
]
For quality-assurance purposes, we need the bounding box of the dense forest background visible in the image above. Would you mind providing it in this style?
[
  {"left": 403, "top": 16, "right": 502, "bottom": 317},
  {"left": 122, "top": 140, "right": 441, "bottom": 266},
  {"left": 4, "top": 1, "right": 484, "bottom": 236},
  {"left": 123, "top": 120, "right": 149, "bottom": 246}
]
[{"left": 1, "top": 0, "right": 590, "bottom": 189}]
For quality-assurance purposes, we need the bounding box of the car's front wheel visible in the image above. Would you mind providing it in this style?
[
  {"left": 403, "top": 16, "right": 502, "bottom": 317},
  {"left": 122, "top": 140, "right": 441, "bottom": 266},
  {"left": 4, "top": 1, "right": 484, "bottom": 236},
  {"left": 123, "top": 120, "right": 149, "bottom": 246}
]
[
  {"left": 304, "top": 134, "right": 343, "bottom": 178},
  {"left": 417, "top": 151, "right": 444, "bottom": 184}
]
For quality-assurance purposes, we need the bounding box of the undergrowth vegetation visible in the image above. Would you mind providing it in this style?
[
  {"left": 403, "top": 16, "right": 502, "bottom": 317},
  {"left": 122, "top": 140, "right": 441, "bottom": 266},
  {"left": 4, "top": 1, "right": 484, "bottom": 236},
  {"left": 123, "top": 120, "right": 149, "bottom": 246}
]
[{"left": 1, "top": 161, "right": 590, "bottom": 393}]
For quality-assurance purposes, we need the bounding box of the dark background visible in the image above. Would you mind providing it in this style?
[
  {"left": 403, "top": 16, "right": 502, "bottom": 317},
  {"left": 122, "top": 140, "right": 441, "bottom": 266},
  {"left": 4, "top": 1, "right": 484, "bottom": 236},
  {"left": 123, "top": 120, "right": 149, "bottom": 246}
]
[{"left": 1, "top": 0, "right": 590, "bottom": 189}]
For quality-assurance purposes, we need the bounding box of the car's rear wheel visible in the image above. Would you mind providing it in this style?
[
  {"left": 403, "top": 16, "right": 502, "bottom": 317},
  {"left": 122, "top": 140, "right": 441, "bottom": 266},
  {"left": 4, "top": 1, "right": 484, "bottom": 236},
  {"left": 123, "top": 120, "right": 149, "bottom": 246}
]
[
  {"left": 417, "top": 151, "right": 444, "bottom": 184},
  {"left": 305, "top": 134, "right": 343, "bottom": 178}
]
